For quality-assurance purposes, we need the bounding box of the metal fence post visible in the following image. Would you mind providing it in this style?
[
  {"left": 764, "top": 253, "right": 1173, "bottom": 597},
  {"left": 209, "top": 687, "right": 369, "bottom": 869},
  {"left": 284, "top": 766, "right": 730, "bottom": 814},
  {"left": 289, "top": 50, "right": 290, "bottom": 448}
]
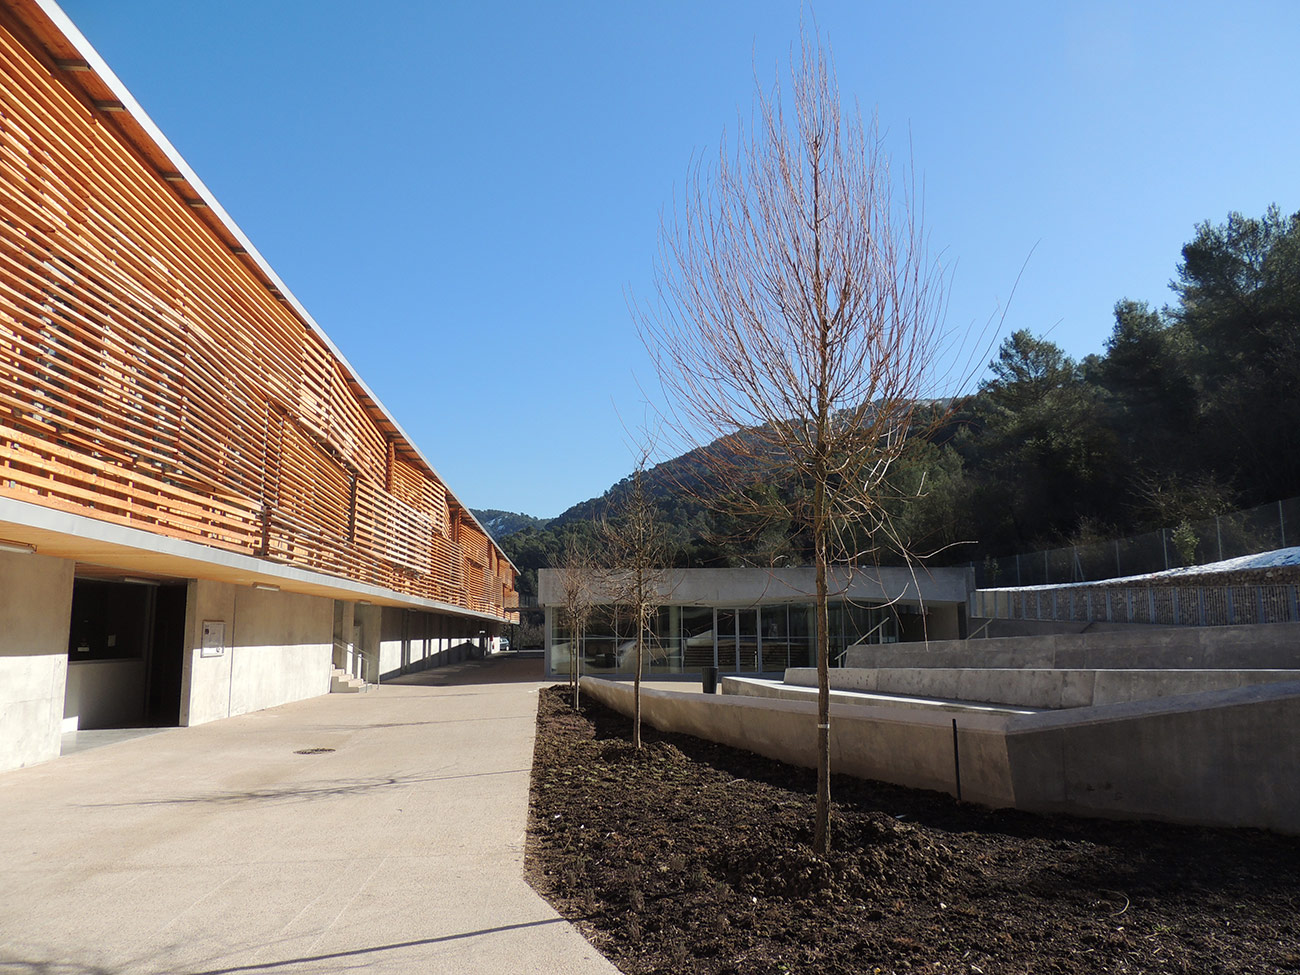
[
  {"left": 1216, "top": 516, "right": 1223, "bottom": 561},
  {"left": 1148, "top": 588, "right": 1156, "bottom": 621},
  {"left": 1161, "top": 528, "right": 1169, "bottom": 570},
  {"left": 1281, "top": 500, "right": 1287, "bottom": 549},
  {"left": 1114, "top": 540, "right": 1121, "bottom": 578},
  {"left": 1257, "top": 587, "right": 1266, "bottom": 623}
]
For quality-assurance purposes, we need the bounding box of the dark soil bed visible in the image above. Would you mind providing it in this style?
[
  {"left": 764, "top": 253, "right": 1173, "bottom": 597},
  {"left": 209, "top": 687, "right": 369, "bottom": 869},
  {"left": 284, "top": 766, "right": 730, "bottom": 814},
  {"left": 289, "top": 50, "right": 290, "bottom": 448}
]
[{"left": 526, "top": 685, "right": 1300, "bottom": 974}]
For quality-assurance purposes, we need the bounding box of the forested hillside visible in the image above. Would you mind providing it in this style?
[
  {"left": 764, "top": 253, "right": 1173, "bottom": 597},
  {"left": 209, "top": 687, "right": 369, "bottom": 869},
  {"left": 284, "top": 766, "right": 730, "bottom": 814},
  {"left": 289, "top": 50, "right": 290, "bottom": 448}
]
[
  {"left": 471, "top": 509, "right": 551, "bottom": 539},
  {"left": 501, "top": 208, "right": 1300, "bottom": 596}
]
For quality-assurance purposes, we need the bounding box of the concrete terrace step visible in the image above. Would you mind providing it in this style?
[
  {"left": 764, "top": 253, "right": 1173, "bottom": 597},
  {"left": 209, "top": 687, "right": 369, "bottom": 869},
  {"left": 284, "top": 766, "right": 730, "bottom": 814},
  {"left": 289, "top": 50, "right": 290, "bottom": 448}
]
[{"left": 722, "top": 676, "right": 1044, "bottom": 716}]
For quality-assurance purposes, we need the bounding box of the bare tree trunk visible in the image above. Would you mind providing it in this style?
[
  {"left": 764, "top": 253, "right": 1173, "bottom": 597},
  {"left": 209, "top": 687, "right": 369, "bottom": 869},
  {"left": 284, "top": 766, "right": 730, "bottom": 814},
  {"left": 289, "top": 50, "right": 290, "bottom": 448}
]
[
  {"left": 813, "top": 472, "right": 832, "bottom": 855},
  {"left": 634, "top": 629, "right": 643, "bottom": 750}
]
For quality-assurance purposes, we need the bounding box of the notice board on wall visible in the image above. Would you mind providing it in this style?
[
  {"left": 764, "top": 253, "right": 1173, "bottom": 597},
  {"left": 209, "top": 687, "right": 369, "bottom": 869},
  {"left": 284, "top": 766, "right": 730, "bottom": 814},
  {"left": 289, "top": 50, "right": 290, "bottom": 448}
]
[{"left": 201, "top": 620, "right": 226, "bottom": 658}]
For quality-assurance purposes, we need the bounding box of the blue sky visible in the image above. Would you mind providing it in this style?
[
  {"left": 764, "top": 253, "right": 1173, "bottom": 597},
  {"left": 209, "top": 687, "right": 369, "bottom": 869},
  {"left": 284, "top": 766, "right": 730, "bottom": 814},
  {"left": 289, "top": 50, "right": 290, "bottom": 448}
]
[{"left": 60, "top": 1, "right": 1300, "bottom": 518}]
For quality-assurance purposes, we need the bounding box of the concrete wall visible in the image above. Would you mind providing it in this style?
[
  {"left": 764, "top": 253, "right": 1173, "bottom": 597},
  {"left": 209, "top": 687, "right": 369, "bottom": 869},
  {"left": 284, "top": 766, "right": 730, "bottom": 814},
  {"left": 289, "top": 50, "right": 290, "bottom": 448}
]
[
  {"left": 583, "top": 677, "right": 1015, "bottom": 807},
  {"left": 541, "top": 565, "right": 973, "bottom": 609},
  {"left": 919, "top": 604, "right": 961, "bottom": 641},
  {"left": 1004, "top": 682, "right": 1300, "bottom": 833},
  {"left": 969, "top": 618, "right": 1163, "bottom": 639},
  {"left": 377, "top": 607, "right": 487, "bottom": 679},
  {"left": 0, "top": 551, "right": 74, "bottom": 771},
  {"left": 782, "top": 666, "right": 1300, "bottom": 709},
  {"left": 379, "top": 606, "right": 405, "bottom": 679},
  {"left": 63, "top": 659, "right": 145, "bottom": 731},
  {"left": 846, "top": 621, "right": 1300, "bottom": 671},
  {"left": 180, "top": 581, "right": 332, "bottom": 726},
  {"left": 584, "top": 676, "right": 1300, "bottom": 833}
]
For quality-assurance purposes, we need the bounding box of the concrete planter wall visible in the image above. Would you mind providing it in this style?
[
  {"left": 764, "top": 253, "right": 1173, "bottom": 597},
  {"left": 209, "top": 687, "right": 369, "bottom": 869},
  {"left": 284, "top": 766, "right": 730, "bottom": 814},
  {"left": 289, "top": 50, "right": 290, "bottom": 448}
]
[{"left": 582, "top": 676, "right": 1300, "bottom": 835}]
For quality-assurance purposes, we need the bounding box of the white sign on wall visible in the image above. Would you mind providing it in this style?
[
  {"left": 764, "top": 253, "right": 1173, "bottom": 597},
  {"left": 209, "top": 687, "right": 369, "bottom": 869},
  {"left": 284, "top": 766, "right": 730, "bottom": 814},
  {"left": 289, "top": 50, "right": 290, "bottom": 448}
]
[{"left": 201, "top": 620, "right": 226, "bottom": 658}]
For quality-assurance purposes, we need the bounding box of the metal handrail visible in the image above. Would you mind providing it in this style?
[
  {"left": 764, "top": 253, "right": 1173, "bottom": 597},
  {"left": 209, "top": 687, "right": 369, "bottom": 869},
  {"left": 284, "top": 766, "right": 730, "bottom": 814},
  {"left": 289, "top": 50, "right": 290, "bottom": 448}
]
[
  {"left": 835, "top": 618, "right": 893, "bottom": 665},
  {"left": 350, "top": 648, "right": 378, "bottom": 690}
]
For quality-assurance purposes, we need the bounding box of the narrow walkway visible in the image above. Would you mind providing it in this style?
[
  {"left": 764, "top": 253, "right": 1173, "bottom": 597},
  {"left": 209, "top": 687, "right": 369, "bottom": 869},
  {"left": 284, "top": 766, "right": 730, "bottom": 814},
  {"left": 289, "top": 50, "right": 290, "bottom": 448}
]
[{"left": 0, "top": 656, "right": 616, "bottom": 975}]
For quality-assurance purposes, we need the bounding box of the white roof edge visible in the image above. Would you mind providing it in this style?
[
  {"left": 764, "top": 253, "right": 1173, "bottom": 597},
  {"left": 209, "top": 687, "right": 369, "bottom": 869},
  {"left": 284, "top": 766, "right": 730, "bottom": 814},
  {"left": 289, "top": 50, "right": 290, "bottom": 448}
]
[{"left": 32, "top": 0, "right": 516, "bottom": 573}]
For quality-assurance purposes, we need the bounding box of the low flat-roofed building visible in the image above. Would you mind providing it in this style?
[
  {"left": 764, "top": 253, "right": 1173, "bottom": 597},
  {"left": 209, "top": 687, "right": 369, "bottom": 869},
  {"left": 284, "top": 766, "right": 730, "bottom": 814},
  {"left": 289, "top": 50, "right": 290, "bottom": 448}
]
[
  {"left": 0, "top": 0, "right": 516, "bottom": 772},
  {"left": 538, "top": 565, "right": 973, "bottom": 678}
]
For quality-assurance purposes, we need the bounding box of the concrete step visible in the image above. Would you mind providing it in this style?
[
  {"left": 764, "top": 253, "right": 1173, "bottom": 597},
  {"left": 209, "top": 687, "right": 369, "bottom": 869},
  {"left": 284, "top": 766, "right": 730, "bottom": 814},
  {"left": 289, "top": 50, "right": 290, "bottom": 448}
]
[{"left": 330, "top": 668, "right": 366, "bottom": 693}]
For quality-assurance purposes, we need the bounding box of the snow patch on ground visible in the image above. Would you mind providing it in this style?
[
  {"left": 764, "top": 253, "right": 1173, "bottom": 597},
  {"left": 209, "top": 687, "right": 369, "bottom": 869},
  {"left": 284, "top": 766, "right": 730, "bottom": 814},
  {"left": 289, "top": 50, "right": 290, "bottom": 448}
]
[{"left": 987, "top": 547, "right": 1300, "bottom": 592}]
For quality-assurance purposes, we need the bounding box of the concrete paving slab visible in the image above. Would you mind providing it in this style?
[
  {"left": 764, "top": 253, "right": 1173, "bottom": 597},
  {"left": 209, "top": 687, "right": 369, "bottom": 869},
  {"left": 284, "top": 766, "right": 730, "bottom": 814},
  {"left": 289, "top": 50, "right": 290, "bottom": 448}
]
[{"left": 0, "top": 656, "right": 617, "bottom": 975}]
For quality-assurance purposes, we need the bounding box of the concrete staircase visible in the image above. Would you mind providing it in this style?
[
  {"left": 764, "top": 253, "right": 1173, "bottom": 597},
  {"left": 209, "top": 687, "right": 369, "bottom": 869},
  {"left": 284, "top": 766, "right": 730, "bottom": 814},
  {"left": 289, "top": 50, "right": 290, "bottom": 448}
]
[{"left": 330, "top": 667, "right": 367, "bottom": 694}]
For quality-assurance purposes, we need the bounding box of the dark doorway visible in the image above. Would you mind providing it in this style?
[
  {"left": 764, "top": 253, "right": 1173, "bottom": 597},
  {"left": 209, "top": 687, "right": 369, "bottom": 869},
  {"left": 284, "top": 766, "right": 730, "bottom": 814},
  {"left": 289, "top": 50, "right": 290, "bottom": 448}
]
[
  {"left": 145, "top": 584, "right": 187, "bottom": 725},
  {"left": 65, "top": 579, "right": 187, "bottom": 730}
]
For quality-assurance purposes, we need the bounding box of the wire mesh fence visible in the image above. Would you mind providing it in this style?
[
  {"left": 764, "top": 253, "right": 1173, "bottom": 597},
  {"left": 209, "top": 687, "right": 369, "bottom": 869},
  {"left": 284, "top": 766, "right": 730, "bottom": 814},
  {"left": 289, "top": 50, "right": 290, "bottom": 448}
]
[{"left": 969, "top": 496, "right": 1300, "bottom": 588}]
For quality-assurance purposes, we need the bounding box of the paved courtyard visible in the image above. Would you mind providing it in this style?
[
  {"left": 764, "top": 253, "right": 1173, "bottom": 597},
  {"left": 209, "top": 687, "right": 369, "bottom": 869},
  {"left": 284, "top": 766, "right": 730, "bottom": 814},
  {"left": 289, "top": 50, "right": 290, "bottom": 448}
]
[{"left": 0, "top": 656, "right": 617, "bottom": 974}]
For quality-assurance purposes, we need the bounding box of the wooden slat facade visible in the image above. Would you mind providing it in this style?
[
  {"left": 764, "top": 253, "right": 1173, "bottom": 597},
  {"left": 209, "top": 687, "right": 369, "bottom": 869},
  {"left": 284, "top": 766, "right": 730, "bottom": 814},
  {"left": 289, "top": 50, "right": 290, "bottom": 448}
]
[{"left": 0, "top": 2, "right": 516, "bottom": 619}]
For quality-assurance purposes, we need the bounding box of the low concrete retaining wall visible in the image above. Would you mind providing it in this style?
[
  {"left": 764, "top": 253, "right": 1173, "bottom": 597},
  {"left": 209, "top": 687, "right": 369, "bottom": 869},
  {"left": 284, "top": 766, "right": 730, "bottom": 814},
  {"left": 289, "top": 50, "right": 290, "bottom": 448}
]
[
  {"left": 783, "top": 666, "right": 1300, "bottom": 709},
  {"left": 583, "top": 676, "right": 1300, "bottom": 834},
  {"left": 582, "top": 677, "right": 1015, "bottom": 808},
  {"left": 1004, "top": 682, "right": 1300, "bottom": 833},
  {"left": 846, "top": 621, "right": 1300, "bottom": 671}
]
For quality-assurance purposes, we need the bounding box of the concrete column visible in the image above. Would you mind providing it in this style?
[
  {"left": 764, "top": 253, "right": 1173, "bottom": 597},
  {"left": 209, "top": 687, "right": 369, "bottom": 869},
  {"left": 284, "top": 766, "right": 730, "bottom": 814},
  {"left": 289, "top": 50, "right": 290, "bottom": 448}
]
[
  {"left": 332, "top": 600, "right": 355, "bottom": 670},
  {"left": 353, "top": 603, "right": 382, "bottom": 680},
  {"left": 0, "top": 551, "right": 75, "bottom": 771}
]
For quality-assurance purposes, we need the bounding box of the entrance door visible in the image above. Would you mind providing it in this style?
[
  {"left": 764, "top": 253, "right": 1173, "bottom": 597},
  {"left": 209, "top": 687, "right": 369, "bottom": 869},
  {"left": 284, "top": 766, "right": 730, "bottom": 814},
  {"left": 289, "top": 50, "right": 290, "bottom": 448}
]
[
  {"left": 715, "top": 609, "right": 760, "bottom": 673},
  {"left": 65, "top": 579, "right": 185, "bottom": 731}
]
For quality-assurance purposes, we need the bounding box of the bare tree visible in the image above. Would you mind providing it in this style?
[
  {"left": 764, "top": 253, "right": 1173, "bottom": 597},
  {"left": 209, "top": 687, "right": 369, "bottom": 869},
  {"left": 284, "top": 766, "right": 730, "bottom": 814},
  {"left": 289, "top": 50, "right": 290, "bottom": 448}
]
[
  {"left": 639, "top": 35, "right": 969, "bottom": 854},
  {"left": 555, "top": 536, "right": 597, "bottom": 709},
  {"left": 602, "top": 450, "right": 672, "bottom": 750}
]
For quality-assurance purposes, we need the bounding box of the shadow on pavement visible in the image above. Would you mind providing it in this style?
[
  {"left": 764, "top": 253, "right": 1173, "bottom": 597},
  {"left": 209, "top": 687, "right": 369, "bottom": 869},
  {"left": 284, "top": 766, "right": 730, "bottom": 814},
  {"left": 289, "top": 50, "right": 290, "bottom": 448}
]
[
  {"left": 0, "top": 918, "right": 570, "bottom": 975},
  {"left": 183, "top": 917, "right": 569, "bottom": 975},
  {"left": 79, "top": 767, "right": 530, "bottom": 808}
]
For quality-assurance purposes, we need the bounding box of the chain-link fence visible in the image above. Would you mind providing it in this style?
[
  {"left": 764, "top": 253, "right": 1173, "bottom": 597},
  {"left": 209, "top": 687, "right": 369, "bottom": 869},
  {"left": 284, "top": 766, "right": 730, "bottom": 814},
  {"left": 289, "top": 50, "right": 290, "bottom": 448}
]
[{"left": 969, "top": 496, "right": 1300, "bottom": 589}]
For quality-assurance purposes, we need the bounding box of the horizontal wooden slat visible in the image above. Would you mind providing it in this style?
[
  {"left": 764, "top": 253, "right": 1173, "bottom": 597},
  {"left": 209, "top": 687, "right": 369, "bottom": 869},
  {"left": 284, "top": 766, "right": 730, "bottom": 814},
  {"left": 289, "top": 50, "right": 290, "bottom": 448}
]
[{"left": 0, "top": 9, "right": 515, "bottom": 617}]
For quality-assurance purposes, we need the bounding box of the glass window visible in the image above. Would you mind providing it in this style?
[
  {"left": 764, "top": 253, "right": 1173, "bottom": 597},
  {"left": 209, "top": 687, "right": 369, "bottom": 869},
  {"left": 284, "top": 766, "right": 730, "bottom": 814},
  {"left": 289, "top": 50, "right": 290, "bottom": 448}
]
[
  {"left": 788, "top": 603, "right": 815, "bottom": 669},
  {"left": 680, "top": 605, "right": 715, "bottom": 671},
  {"left": 760, "top": 604, "right": 788, "bottom": 673},
  {"left": 715, "top": 608, "right": 737, "bottom": 671},
  {"left": 549, "top": 613, "right": 572, "bottom": 676},
  {"left": 737, "top": 609, "right": 759, "bottom": 672},
  {"left": 648, "top": 605, "right": 682, "bottom": 675}
]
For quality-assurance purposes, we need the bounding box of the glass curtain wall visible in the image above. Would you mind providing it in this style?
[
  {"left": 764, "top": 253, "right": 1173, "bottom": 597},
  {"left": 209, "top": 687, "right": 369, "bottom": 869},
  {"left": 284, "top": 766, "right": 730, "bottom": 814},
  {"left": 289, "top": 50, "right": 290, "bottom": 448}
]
[
  {"left": 680, "top": 605, "right": 714, "bottom": 670},
  {"left": 548, "top": 599, "right": 897, "bottom": 676}
]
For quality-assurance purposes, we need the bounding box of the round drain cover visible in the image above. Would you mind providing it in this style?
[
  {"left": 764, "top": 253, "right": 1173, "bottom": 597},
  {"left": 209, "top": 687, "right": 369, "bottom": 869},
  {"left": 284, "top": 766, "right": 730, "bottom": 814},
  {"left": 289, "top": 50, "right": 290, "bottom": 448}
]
[{"left": 294, "top": 747, "right": 335, "bottom": 755}]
